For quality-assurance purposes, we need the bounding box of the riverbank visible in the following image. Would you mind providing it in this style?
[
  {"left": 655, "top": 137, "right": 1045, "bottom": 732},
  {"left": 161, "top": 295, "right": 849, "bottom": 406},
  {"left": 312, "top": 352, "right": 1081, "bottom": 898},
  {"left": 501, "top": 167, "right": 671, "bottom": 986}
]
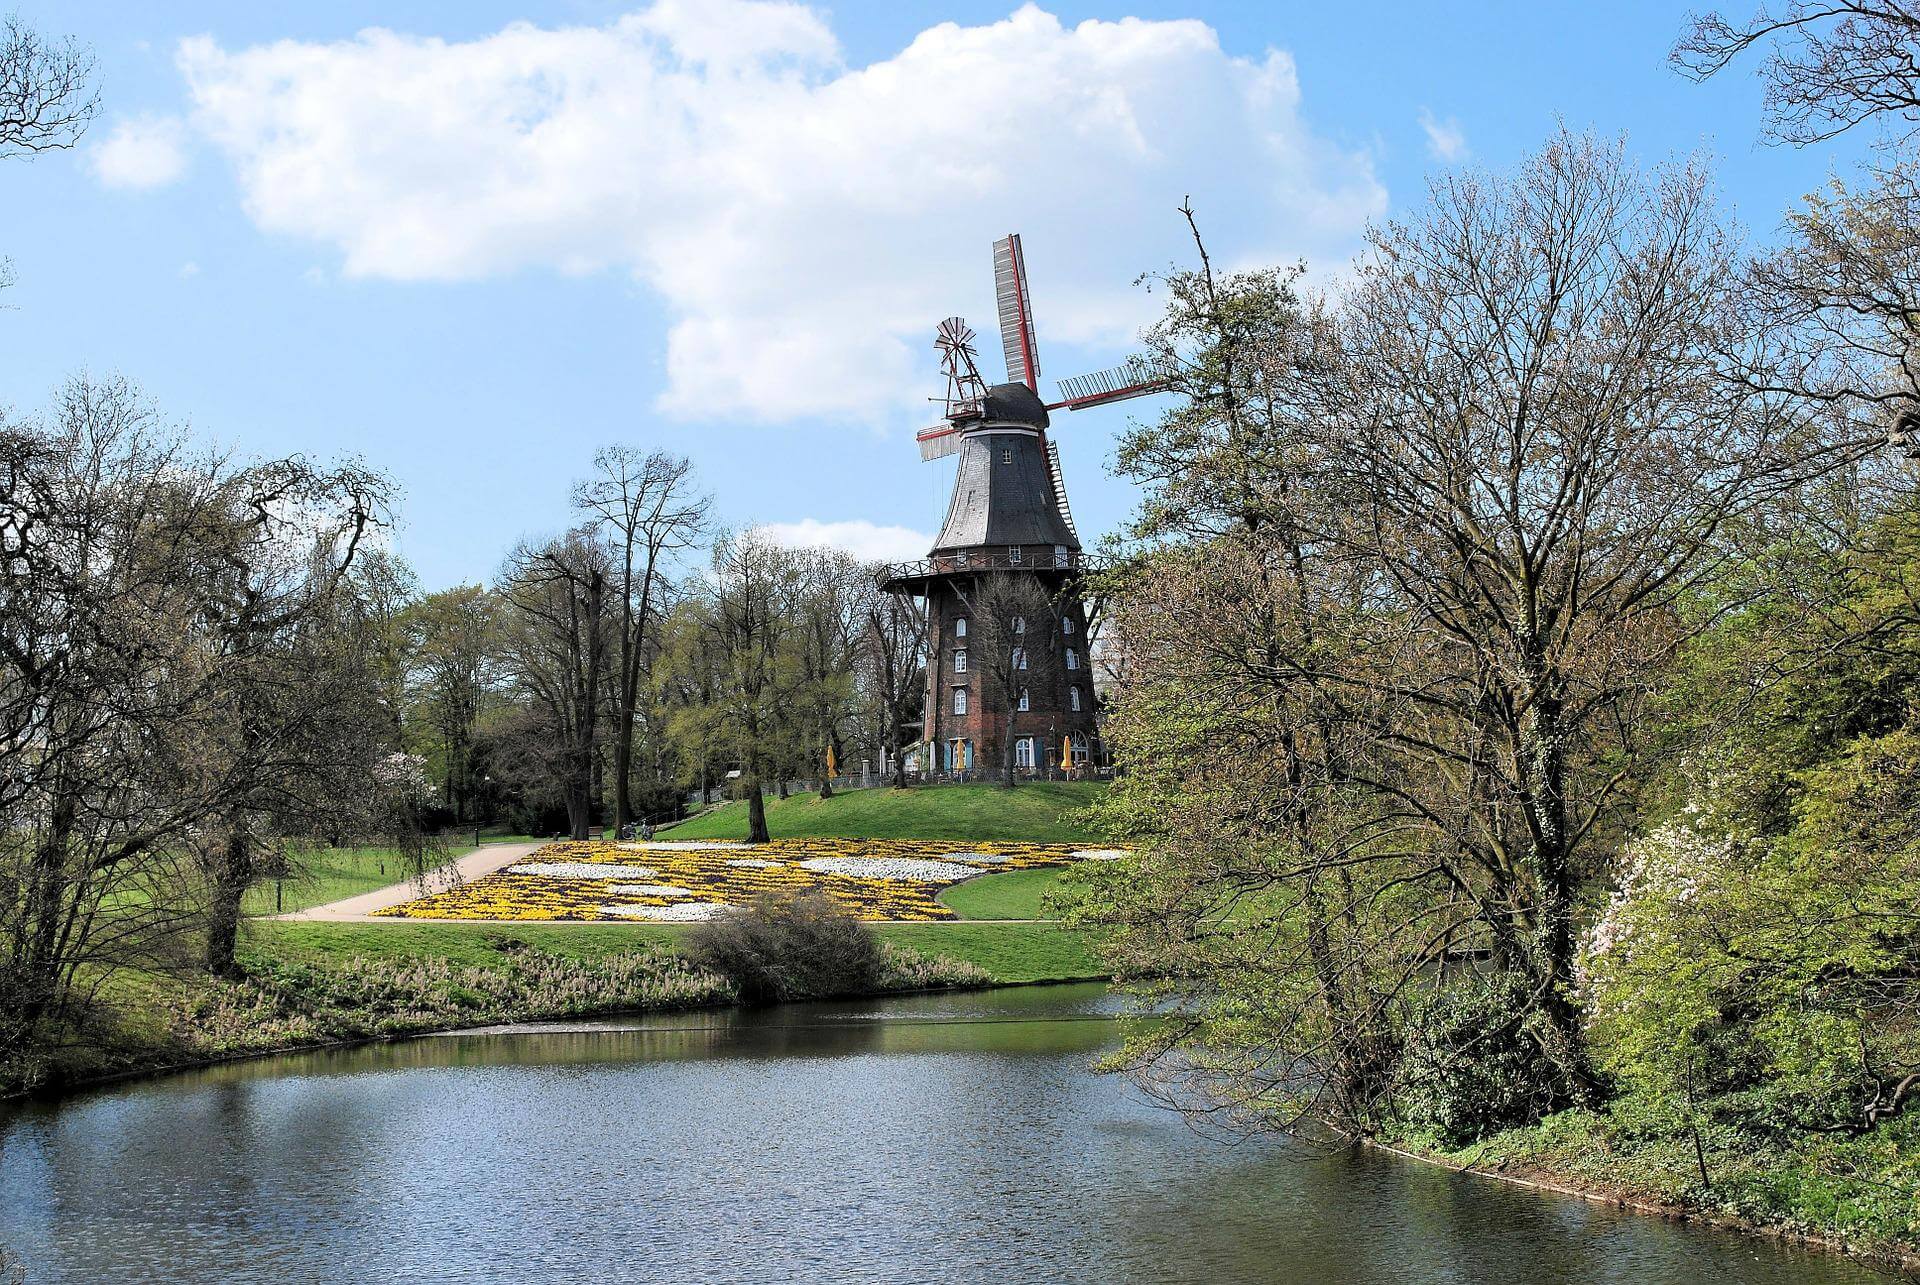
[
  {"left": 1379, "top": 1112, "right": 1920, "bottom": 1275},
  {"left": 1, "top": 932, "right": 1011, "bottom": 1100}
]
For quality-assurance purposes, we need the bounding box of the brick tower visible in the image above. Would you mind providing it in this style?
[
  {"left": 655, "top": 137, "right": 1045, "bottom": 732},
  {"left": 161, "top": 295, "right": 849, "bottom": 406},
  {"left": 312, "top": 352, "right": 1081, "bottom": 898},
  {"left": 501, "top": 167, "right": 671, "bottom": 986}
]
[
  {"left": 879, "top": 233, "right": 1172, "bottom": 778},
  {"left": 882, "top": 382, "right": 1096, "bottom": 777}
]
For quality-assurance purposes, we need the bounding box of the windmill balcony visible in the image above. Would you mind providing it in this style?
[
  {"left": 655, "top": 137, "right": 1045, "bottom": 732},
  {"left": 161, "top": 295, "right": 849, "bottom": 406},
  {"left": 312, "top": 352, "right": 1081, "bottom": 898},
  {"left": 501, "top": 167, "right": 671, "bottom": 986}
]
[{"left": 877, "top": 548, "right": 1106, "bottom": 592}]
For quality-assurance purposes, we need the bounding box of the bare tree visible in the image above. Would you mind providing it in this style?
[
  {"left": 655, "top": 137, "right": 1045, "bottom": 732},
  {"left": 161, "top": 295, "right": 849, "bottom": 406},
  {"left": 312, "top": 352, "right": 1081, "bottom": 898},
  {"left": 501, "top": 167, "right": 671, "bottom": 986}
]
[
  {"left": 1673, "top": 2, "right": 1920, "bottom": 144},
  {"left": 861, "top": 578, "right": 927, "bottom": 788},
  {"left": 406, "top": 585, "right": 499, "bottom": 822},
  {"left": 694, "top": 531, "right": 805, "bottom": 843},
  {"left": 0, "top": 14, "right": 96, "bottom": 159},
  {"left": 1093, "top": 133, "right": 1882, "bottom": 1130},
  {"left": 498, "top": 530, "right": 615, "bottom": 839},
  {"left": 1, "top": 16, "right": 97, "bottom": 296},
  {"left": 792, "top": 550, "right": 864, "bottom": 798},
  {"left": 573, "top": 448, "right": 708, "bottom": 831},
  {"left": 0, "top": 376, "right": 396, "bottom": 1007}
]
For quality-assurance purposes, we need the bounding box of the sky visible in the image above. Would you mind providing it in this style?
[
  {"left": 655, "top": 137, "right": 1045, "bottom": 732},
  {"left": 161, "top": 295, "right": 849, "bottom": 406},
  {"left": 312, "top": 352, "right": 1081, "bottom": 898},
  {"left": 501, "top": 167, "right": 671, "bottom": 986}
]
[{"left": 0, "top": 1, "right": 1878, "bottom": 590}]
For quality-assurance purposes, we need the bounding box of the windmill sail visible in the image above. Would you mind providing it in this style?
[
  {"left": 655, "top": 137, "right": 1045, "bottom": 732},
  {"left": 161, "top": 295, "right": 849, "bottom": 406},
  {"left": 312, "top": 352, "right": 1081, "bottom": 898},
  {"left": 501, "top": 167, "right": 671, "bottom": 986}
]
[
  {"left": 917, "top": 424, "right": 963, "bottom": 461},
  {"left": 993, "top": 234, "right": 1040, "bottom": 390},
  {"left": 1050, "top": 356, "right": 1173, "bottom": 412}
]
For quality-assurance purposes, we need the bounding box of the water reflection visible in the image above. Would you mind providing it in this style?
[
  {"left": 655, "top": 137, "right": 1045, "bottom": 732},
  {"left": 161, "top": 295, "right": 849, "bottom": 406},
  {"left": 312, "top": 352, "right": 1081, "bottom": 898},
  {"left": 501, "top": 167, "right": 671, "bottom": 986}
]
[{"left": 0, "top": 983, "right": 1895, "bottom": 1284}]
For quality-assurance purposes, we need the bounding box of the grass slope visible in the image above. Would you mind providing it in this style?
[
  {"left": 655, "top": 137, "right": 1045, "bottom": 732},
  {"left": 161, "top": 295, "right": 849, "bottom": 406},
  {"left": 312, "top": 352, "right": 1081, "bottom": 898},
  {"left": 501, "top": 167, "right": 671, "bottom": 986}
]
[
  {"left": 666, "top": 781, "right": 1108, "bottom": 842},
  {"left": 938, "top": 867, "right": 1066, "bottom": 920},
  {"left": 253, "top": 918, "right": 1102, "bottom": 986}
]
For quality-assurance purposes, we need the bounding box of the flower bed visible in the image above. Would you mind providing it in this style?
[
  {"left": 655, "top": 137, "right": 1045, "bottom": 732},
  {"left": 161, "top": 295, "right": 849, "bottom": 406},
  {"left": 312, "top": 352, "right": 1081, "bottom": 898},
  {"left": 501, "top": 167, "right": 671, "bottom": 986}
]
[{"left": 378, "top": 837, "right": 1115, "bottom": 922}]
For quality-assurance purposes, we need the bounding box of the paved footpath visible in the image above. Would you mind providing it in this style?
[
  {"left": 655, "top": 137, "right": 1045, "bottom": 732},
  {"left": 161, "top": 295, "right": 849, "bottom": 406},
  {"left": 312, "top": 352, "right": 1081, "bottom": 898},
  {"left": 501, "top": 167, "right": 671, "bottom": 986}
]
[{"left": 275, "top": 841, "right": 545, "bottom": 923}]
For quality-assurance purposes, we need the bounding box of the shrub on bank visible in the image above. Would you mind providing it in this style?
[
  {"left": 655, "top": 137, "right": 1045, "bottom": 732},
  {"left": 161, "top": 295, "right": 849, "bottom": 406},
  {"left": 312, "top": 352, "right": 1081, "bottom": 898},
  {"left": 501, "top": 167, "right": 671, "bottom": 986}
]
[
  {"left": 687, "top": 892, "right": 886, "bottom": 1002},
  {"left": 1395, "top": 972, "right": 1579, "bottom": 1147},
  {"left": 166, "top": 948, "right": 731, "bottom": 1056}
]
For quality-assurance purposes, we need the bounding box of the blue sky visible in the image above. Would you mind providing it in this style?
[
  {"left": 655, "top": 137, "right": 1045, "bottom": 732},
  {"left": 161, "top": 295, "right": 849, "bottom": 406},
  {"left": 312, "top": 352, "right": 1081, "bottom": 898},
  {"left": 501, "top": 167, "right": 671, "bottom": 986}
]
[{"left": 0, "top": 1, "right": 1874, "bottom": 589}]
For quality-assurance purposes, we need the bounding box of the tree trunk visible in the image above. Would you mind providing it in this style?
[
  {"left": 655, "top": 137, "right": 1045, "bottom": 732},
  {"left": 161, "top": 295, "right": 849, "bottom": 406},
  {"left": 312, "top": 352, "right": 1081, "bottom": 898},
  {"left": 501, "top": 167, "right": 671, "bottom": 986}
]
[
  {"left": 204, "top": 828, "right": 252, "bottom": 979},
  {"left": 746, "top": 780, "right": 770, "bottom": 844},
  {"left": 613, "top": 728, "right": 634, "bottom": 832}
]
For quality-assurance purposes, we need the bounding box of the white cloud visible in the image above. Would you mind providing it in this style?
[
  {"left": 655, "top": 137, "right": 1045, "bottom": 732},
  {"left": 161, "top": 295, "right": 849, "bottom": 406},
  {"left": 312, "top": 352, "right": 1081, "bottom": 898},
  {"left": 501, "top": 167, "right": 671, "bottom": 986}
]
[
  {"left": 760, "top": 518, "right": 932, "bottom": 562},
  {"left": 89, "top": 114, "right": 189, "bottom": 189},
  {"left": 178, "top": 260, "right": 200, "bottom": 278},
  {"left": 176, "top": 2, "right": 1385, "bottom": 424},
  {"left": 1418, "top": 107, "right": 1468, "bottom": 162}
]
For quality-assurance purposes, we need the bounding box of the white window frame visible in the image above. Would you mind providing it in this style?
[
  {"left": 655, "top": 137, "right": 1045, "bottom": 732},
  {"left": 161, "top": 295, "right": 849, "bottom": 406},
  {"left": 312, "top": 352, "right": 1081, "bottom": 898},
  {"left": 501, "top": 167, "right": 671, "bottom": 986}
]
[
  {"left": 1017, "top": 687, "right": 1030, "bottom": 712},
  {"left": 955, "top": 617, "right": 967, "bottom": 638},
  {"left": 953, "top": 648, "right": 968, "bottom": 674},
  {"left": 1001, "top": 448, "right": 1012, "bottom": 465},
  {"left": 1015, "top": 736, "right": 1035, "bottom": 768},
  {"left": 1009, "top": 545, "right": 1022, "bottom": 564},
  {"left": 1014, "top": 647, "right": 1028, "bottom": 671},
  {"left": 1012, "top": 614, "right": 1025, "bottom": 634},
  {"left": 1054, "top": 545, "right": 1068, "bottom": 567},
  {"left": 1062, "top": 617, "right": 1074, "bottom": 636},
  {"left": 953, "top": 687, "right": 968, "bottom": 716},
  {"left": 1070, "top": 686, "right": 1082, "bottom": 712},
  {"left": 1065, "top": 647, "right": 1078, "bottom": 671}
]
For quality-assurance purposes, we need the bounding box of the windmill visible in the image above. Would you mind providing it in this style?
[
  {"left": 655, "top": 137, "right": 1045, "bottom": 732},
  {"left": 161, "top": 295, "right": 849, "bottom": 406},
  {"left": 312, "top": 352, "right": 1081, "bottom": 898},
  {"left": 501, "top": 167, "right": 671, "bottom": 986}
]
[
  {"left": 915, "top": 233, "right": 1174, "bottom": 462},
  {"left": 881, "top": 233, "right": 1168, "bottom": 783}
]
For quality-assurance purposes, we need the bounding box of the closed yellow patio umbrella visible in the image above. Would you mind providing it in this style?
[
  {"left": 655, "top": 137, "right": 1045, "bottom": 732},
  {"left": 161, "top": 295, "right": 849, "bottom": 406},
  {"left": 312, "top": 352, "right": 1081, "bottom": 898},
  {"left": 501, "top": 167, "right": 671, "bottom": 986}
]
[
  {"left": 826, "top": 743, "right": 838, "bottom": 778},
  {"left": 1060, "top": 734, "right": 1074, "bottom": 773}
]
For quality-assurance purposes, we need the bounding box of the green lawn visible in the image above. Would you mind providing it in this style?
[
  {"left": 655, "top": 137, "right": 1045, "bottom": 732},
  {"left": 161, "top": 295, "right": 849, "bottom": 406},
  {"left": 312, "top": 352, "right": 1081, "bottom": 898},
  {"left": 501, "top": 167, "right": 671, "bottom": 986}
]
[
  {"left": 248, "top": 919, "right": 686, "bottom": 967},
  {"left": 233, "top": 782, "right": 1113, "bottom": 1007},
  {"left": 248, "top": 915, "right": 1102, "bottom": 985},
  {"left": 240, "top": 846, "right": 414, "bottom": 916},
  {"left": 873, "top": 922, "right": 1101, "bottom": 983},
  {"left": 938, "top": 867, "right": 1067, "bottom": 920},
  {"left": 664, "top": 781, "right": 1109, "bottom": 842}
]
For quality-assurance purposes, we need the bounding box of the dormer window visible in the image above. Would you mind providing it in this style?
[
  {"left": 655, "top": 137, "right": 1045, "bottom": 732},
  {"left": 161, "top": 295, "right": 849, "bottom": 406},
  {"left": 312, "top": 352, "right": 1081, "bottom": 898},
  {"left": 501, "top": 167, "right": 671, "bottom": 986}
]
[
  {"left": 1009, "top": 545, "right": 1022, "bottom": 564},
  {"left": 1053, "top": 545, "right": 1068, "bottom": 567},
  {"left": 1001, "top": 448, "right": 1012, "bottom": 465}
]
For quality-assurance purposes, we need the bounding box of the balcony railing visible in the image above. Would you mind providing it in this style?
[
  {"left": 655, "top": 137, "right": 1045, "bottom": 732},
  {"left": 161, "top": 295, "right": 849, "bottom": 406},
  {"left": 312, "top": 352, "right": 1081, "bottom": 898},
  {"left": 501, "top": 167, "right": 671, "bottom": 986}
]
[{"left": 878, "top": 550, "right": 1109, "bottom": 586}]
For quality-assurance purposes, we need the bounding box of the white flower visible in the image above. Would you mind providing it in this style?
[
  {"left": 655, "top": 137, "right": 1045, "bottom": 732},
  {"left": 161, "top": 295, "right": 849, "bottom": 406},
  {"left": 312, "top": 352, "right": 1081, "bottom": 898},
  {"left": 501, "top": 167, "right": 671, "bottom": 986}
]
[
  {"left": 510, "top": 861, "right": 660, "bottom": 880},
  {"left": 599, "top": 902, "right": 732, "bottom": 921},
  {"left": 798, "top": 856, "right": 981, "bottom": 883},
  {"left": 606, "top": 884, "right": 694, "bottom": 898}
]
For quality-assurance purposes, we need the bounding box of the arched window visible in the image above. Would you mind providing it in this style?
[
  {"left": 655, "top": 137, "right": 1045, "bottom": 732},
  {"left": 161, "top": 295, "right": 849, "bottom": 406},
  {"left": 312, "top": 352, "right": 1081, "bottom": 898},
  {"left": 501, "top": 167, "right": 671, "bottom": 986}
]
[
  {"left": 953, "top": 648, "right": 968, "bottom": 674},
  {"left": 1017, "top": 687, "right": 1030, "bottom": 712},
  {"left": 1065, "top": 648, "right": 1079, "bottom": 671},
  {"left": 1012, "top": 615, "right": 1025, "bottom": 634},
  {"left": 1014, "top": 647, "right": 1028, "bottom": 670},
  {"left": 1062, "top": 617, "right": 1074, "bottom": 636},
  {"left": 955, "top": 618, "right": 968, "bottom": 638},
  {"left": 1070, "top": 686, "right": 1082, "bottom": 712},
  {"left": 953, "top": 687, "right": 968, "bottom": 716},
  {"left": 1015, "top": 736, "right": 1035, "bottom": 768}
]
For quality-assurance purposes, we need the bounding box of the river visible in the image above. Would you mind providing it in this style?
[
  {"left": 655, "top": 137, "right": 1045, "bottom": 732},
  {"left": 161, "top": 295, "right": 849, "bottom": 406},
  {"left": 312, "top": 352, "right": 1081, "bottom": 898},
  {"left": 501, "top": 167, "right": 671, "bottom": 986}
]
[{"left": 0, "top": 984, "right": 1893, "bottom": 1283}]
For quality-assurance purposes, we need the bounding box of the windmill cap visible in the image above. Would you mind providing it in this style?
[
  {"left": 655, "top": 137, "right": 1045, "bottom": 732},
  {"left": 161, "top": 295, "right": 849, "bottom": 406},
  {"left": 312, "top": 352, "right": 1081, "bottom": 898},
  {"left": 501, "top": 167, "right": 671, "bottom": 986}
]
[{"left": 978, "top": 381, "right": 1050, "bottom": 430}]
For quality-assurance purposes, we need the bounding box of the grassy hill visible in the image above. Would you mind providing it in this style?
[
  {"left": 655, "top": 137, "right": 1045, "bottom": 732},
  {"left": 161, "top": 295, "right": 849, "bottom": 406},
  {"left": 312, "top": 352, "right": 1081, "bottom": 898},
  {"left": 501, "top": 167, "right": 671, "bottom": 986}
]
[{"left": 664, "top": 781, "right": 1108, "bottom": 842}]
